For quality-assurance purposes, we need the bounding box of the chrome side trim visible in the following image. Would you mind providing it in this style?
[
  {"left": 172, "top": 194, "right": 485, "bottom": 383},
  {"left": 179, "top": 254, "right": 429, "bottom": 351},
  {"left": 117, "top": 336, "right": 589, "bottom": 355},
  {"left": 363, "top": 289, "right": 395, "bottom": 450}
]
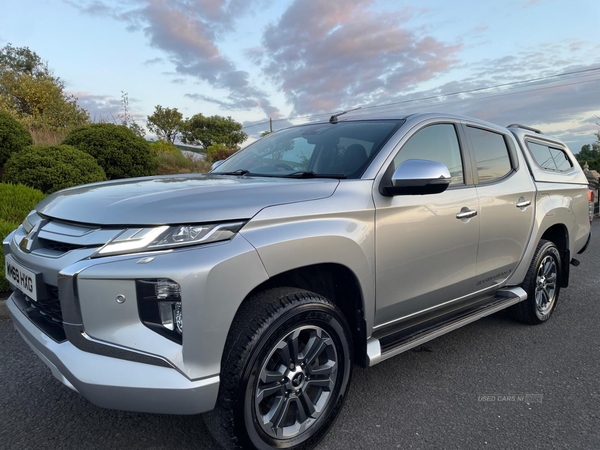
[
  {"left": 63, "top": 324, "right": 173, "bottom": 369},
  {"left": 367, "top": 287, "right": 527, "bottom": 367},
  {"left": 373, "top": 284, "right": 499, "bottom": 331},
  {"left": 57, "top": 261, "right": 91, "bottom": 325}
]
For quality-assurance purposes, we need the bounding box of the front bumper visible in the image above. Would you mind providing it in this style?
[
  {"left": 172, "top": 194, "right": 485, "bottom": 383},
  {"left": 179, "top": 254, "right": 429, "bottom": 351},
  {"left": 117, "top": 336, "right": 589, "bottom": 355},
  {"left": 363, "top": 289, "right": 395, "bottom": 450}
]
[{"left": 8, "top": 294, "right": 220, "bottom": 415}]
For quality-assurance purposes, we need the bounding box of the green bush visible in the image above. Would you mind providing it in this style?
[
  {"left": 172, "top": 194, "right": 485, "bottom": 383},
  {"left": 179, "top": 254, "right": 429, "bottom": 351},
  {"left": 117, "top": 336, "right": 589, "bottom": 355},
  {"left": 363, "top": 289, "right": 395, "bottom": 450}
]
[
  {"left": 63, "top": 123, "right": 157, "bottom": 179},
  {"left": 3, "top": 145, "right": 106, "bottom": 193},
  {"left": 0, "top": 110, "right": 33, "bottom": 166},
  {"left": 0, "top": 183, "right": 46, "bottom": 292},
  {"left": 150, "top": 139, "right": 179, "bottom": 155},
  {"left": 206, "top": 144, "right": 237, "bottom": 163}
]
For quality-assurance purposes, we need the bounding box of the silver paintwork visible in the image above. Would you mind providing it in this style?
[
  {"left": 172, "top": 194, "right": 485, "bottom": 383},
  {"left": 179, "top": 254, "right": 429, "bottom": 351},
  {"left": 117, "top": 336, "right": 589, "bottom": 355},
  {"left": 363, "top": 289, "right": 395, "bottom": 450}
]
[
  {"left": 34, "top": 175, "right": 338, "bottom": 225},
  {"left": 8, "top": 298, "right": 219, "bottom": 414},
  {"left": 4, "top": 112, "right": 591, "bottom": 415}
]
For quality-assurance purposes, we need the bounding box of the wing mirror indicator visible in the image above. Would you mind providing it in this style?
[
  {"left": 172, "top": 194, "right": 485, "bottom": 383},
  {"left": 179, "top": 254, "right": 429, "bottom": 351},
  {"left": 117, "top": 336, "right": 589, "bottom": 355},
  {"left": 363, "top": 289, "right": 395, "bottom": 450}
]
[{"left": 383, "top": 159, "right": 452, "bottom": 196}]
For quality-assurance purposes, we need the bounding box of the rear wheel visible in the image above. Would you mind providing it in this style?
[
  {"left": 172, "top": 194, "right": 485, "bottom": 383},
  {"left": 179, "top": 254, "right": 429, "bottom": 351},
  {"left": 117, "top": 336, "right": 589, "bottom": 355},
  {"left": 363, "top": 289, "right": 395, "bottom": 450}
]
[
  {"left": 205, "top": 288, "right": 353, "bottom": 450},
  {"left": 509, "top": 239, "right": 561, "bottom": 324}
]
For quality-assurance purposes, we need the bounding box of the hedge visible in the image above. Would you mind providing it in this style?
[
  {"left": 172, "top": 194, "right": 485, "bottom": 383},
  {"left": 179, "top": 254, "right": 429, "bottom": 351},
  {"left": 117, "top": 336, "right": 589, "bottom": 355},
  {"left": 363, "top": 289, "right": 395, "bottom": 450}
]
[
  {"left": 3, "top": 145, "right": 106, "bottom": 193},
  {"left": 63, "top": 123, "right": 157, "bottom": 180}
]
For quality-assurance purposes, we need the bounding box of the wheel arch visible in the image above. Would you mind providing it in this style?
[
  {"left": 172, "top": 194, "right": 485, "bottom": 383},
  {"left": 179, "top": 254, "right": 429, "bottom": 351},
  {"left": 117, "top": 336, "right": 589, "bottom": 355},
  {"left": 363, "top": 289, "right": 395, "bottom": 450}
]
[
  {"left": 540, "top": 223, "right": 570, "bottom": 287},
  {"left": 236, "top": 263, "right": 368, "bottom": 367}
]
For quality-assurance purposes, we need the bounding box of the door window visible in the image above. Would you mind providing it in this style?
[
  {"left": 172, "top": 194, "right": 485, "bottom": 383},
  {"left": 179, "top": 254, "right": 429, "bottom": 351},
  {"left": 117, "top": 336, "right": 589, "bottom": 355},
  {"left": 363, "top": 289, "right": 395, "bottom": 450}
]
[
  {"left": 393, "top": 124, "right": 464, "bottom": 185},
  {"left": 466, "top": 126, "right": 512, "bottom": 183}
]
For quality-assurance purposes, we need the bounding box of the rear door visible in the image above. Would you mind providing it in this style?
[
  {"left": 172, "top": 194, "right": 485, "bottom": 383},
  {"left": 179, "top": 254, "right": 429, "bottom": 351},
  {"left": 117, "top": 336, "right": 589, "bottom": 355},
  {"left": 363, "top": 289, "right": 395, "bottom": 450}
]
[{"left": 462, "top": 122, "right": 536, "bottom": 288}]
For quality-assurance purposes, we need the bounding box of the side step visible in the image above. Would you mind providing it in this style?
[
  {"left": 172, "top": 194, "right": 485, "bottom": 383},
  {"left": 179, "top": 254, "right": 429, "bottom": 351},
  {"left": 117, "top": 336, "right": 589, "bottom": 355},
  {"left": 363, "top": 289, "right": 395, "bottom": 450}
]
[{"left": 366, "top": 287, "right": 527, "bottom": 366}]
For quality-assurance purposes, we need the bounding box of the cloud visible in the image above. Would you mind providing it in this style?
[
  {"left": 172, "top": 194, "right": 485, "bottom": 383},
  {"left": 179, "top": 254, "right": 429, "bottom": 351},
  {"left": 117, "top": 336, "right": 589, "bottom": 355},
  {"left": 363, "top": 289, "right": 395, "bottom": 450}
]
[
  {"left": 71, "top": 92, "right": 122, "bottom": 121},
  {"left": 72, "top": 92, "right": 147, "bottom": 124},
  {"left": 345, "top": 46, "right": 600, "bottom": 152},
  {"left": 257, "top": 0, "right": 461, "bottom": 116},
  {"left": 143, "top": 57, "right": 164, "bottom": 65},
  {"left": 68, "top": 0, "right": 281, "bottom": 117}
]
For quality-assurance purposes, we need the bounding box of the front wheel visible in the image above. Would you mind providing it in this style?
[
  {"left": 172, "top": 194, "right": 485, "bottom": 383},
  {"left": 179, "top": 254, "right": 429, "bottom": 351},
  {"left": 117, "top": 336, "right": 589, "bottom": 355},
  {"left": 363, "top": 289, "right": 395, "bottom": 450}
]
[
  {"left": 205, "top": 288, "right": 353, "bottom": 450},
  {"left": 509, "top": 239, "right": 562, "bottom": 324}
]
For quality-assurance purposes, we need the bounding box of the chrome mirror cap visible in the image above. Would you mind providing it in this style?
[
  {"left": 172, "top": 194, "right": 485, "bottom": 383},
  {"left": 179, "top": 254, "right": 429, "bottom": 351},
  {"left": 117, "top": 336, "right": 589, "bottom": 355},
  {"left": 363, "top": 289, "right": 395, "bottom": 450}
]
[{"left": 385, "top": 159, "right": 451, "bottom": 196}]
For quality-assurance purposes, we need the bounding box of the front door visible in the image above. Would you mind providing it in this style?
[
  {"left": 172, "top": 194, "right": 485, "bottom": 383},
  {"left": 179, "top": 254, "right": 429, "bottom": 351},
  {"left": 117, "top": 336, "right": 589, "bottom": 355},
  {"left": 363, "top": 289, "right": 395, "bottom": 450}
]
[{"left": 373, "top": 122, "right": 480, "bottom": 327}]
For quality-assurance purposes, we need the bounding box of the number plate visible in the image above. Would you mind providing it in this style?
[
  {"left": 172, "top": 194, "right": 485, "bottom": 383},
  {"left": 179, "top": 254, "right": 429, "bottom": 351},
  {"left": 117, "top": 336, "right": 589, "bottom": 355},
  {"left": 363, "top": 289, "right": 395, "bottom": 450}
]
[{"left": 5, "top": 255, "right": 40, "bottom": 302}]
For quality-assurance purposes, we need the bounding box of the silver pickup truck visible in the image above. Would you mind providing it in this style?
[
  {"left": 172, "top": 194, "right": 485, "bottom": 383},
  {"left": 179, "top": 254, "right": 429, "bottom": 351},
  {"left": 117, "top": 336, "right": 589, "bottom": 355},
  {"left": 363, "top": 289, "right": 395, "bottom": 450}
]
[{"left": 4, "top": 112, "right": 592, "bottom": 450}]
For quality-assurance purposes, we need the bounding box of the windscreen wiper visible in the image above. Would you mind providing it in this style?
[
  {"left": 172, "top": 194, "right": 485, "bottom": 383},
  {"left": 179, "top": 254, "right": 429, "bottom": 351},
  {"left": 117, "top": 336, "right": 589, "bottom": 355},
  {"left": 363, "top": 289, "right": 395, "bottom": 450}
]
[
  {"left": 214, "top": 169, "right": 251, "bottom": 176},
  {"left": 283, "top": 171, "right": 347, "bottom": 179}
]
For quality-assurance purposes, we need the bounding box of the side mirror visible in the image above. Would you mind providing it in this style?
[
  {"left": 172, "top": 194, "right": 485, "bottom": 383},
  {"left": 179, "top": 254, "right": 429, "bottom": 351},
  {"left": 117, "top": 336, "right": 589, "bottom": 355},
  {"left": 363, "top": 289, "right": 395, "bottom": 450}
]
[
  {"left": 383, "top": 159, "right": 451, "bottom": 196},
  {"left": 211, "top": 160, "right": 225, "bottom": 171}
]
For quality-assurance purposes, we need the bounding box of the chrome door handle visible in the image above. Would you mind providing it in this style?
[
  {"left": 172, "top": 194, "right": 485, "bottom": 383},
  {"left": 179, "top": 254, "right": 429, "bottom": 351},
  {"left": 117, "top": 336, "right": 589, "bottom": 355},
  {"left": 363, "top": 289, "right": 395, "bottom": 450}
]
[
  {"left": 456, "top": 209, "right": 478, "bottom": 220},
  {"left": 516, "top": 198, "right": 531, "bottom": 208}
]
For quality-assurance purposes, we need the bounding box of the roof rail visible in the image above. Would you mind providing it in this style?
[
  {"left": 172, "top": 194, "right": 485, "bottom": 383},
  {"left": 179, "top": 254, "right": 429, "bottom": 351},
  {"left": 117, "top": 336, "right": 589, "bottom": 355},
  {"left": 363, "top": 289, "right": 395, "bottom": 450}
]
[{"left": 507, "top": 124, "right": 542, "bottom": 134}]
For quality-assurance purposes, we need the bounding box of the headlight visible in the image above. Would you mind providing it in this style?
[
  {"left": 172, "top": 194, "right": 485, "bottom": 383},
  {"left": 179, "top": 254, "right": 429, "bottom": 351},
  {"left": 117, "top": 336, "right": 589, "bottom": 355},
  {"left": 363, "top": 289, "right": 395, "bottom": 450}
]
[{"left": 94, "top": 221, "right": 245, "bottom": 257}]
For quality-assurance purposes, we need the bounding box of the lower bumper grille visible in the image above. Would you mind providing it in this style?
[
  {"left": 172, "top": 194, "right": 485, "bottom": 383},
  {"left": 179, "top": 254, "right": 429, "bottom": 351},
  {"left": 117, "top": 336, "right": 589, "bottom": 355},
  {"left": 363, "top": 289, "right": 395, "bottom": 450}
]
[
  {"left": 25, "top": 286, "right": 63, "bottom": 325},
  {"left": 13, "top": 286, "right": 66, "bottom": 342}
]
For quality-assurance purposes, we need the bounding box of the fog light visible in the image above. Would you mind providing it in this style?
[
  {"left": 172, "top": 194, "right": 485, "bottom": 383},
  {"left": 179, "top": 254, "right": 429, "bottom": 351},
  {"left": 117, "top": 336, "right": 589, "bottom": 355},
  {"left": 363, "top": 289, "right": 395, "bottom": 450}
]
[
  {"left": 136, "top": 279, "right": 183, "bottom": 344},
  {"left": 158, "top": 300, "right": 183, "bottom": 333}
]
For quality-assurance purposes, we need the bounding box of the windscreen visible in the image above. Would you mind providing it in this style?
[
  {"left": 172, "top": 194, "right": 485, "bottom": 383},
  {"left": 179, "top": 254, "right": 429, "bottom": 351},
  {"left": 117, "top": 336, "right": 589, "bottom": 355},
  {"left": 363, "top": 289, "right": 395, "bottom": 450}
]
[{"left": 212, "top": 120, "right": 403, "bottom": 179}]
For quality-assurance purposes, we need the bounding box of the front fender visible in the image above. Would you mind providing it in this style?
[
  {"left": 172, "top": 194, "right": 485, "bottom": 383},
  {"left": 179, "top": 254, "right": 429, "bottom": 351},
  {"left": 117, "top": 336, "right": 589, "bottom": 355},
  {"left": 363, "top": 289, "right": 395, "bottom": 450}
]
[{"left": 239, "top": 181, "right": 376, "bottom": 333}]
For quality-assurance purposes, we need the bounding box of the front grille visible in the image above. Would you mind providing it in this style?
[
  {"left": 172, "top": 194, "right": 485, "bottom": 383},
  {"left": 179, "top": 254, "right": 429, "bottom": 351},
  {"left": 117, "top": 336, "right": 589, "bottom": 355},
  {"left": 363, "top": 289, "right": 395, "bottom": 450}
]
[
  {"left": 38, "top": 238, "right": 85, "bottom": 253},
  {"left": 25, "top": 285, "right": 63, "bottom": 326}
]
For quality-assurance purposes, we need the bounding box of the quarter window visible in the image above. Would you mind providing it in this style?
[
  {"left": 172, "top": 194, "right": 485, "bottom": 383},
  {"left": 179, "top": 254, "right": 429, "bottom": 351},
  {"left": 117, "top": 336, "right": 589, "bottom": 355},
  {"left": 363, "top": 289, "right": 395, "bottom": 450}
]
[
  {"left": 527, "top": 141, "right": 573, "bottom": 172},
  {"left": 393, "top": 124, "right": 464, "bottom": 185},
  {"left": 466, "top": 127, "right": 512, "bottom": 183}
]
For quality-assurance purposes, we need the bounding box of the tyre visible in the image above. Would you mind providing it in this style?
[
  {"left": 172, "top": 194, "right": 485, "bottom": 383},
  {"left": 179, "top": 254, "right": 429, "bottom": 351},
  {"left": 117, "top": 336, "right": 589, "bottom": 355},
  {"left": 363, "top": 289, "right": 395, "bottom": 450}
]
[
  {"left": 205, "top": 288, "right": 353, "bottom": 450},
  {"left": 508, "top": 239, "right": 562, "bottom": 324}
]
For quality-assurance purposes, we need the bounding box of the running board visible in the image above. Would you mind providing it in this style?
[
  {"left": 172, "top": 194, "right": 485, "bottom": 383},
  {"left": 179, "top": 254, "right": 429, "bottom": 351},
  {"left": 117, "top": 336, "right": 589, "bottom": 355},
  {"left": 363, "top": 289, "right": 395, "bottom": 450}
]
[{"left": 366, "top": 287, "right": 527, "bottom": 367}]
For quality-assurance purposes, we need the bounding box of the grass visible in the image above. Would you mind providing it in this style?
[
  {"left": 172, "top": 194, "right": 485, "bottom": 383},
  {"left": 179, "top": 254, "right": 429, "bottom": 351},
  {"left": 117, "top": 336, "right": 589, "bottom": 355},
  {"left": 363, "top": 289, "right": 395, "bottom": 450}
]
[
  {"left": 29, "top": 127, "right": 69, "bottom": 146},
  {"left": 155, "top": 150, "right": 211, "bottom": 175}
]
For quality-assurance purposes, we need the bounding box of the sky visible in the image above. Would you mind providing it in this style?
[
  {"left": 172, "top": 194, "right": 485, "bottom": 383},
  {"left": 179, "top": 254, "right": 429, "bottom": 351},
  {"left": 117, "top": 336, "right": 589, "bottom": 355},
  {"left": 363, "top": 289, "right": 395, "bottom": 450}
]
[{"left": 1, "top": 0, "right": 599, "bottom": 151}]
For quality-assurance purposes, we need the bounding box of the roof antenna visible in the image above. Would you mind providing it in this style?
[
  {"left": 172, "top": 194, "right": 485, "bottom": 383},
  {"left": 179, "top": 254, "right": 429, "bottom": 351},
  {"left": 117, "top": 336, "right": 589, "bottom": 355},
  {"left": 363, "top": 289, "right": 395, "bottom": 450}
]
[{"left": 330, "top": 107, "right": 362, "bottom": 124}]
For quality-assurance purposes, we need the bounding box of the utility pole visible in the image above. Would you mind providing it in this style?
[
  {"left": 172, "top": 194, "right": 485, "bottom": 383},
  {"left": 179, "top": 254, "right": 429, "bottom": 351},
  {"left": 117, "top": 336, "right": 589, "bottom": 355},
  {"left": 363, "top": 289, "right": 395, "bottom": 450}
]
[{"left": 269, "top": 117, "right": 273, "bottom": 133}]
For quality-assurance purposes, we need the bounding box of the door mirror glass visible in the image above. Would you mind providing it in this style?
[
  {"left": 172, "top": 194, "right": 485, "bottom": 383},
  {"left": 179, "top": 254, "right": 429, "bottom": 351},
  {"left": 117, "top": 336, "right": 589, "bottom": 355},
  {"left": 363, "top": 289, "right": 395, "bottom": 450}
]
[{"left": 385, "top": 159, "right": 451, "bottom": 196}]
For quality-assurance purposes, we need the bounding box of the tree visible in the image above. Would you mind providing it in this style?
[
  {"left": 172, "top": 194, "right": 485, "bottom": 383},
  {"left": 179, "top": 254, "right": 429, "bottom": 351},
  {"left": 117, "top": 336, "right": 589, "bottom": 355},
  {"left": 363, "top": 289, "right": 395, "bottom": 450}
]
[
  {"left": 181, "top": 114, "right": 247, "bottom": 149},
  {"left": 576, "top": 134, "right": 600, "bottom": 172},
  {"left": 147, "top": 105, "right": 183, "bottom": 143},
  {"left": 0, "top": 109, "right": 32, "bottom": 165},
  {"left": 0, "top": 43, "right": 55, "bottom": 80},
  {"left": 0, "top": 44, "right": 89, "bottom": 130}
]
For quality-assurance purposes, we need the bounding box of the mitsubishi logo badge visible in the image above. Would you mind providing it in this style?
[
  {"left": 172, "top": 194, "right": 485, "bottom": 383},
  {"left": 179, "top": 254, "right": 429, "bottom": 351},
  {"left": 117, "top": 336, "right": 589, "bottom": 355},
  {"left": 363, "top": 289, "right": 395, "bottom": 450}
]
[{"left": 20, "top": 221, "right": 41, "bottom": 253}]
